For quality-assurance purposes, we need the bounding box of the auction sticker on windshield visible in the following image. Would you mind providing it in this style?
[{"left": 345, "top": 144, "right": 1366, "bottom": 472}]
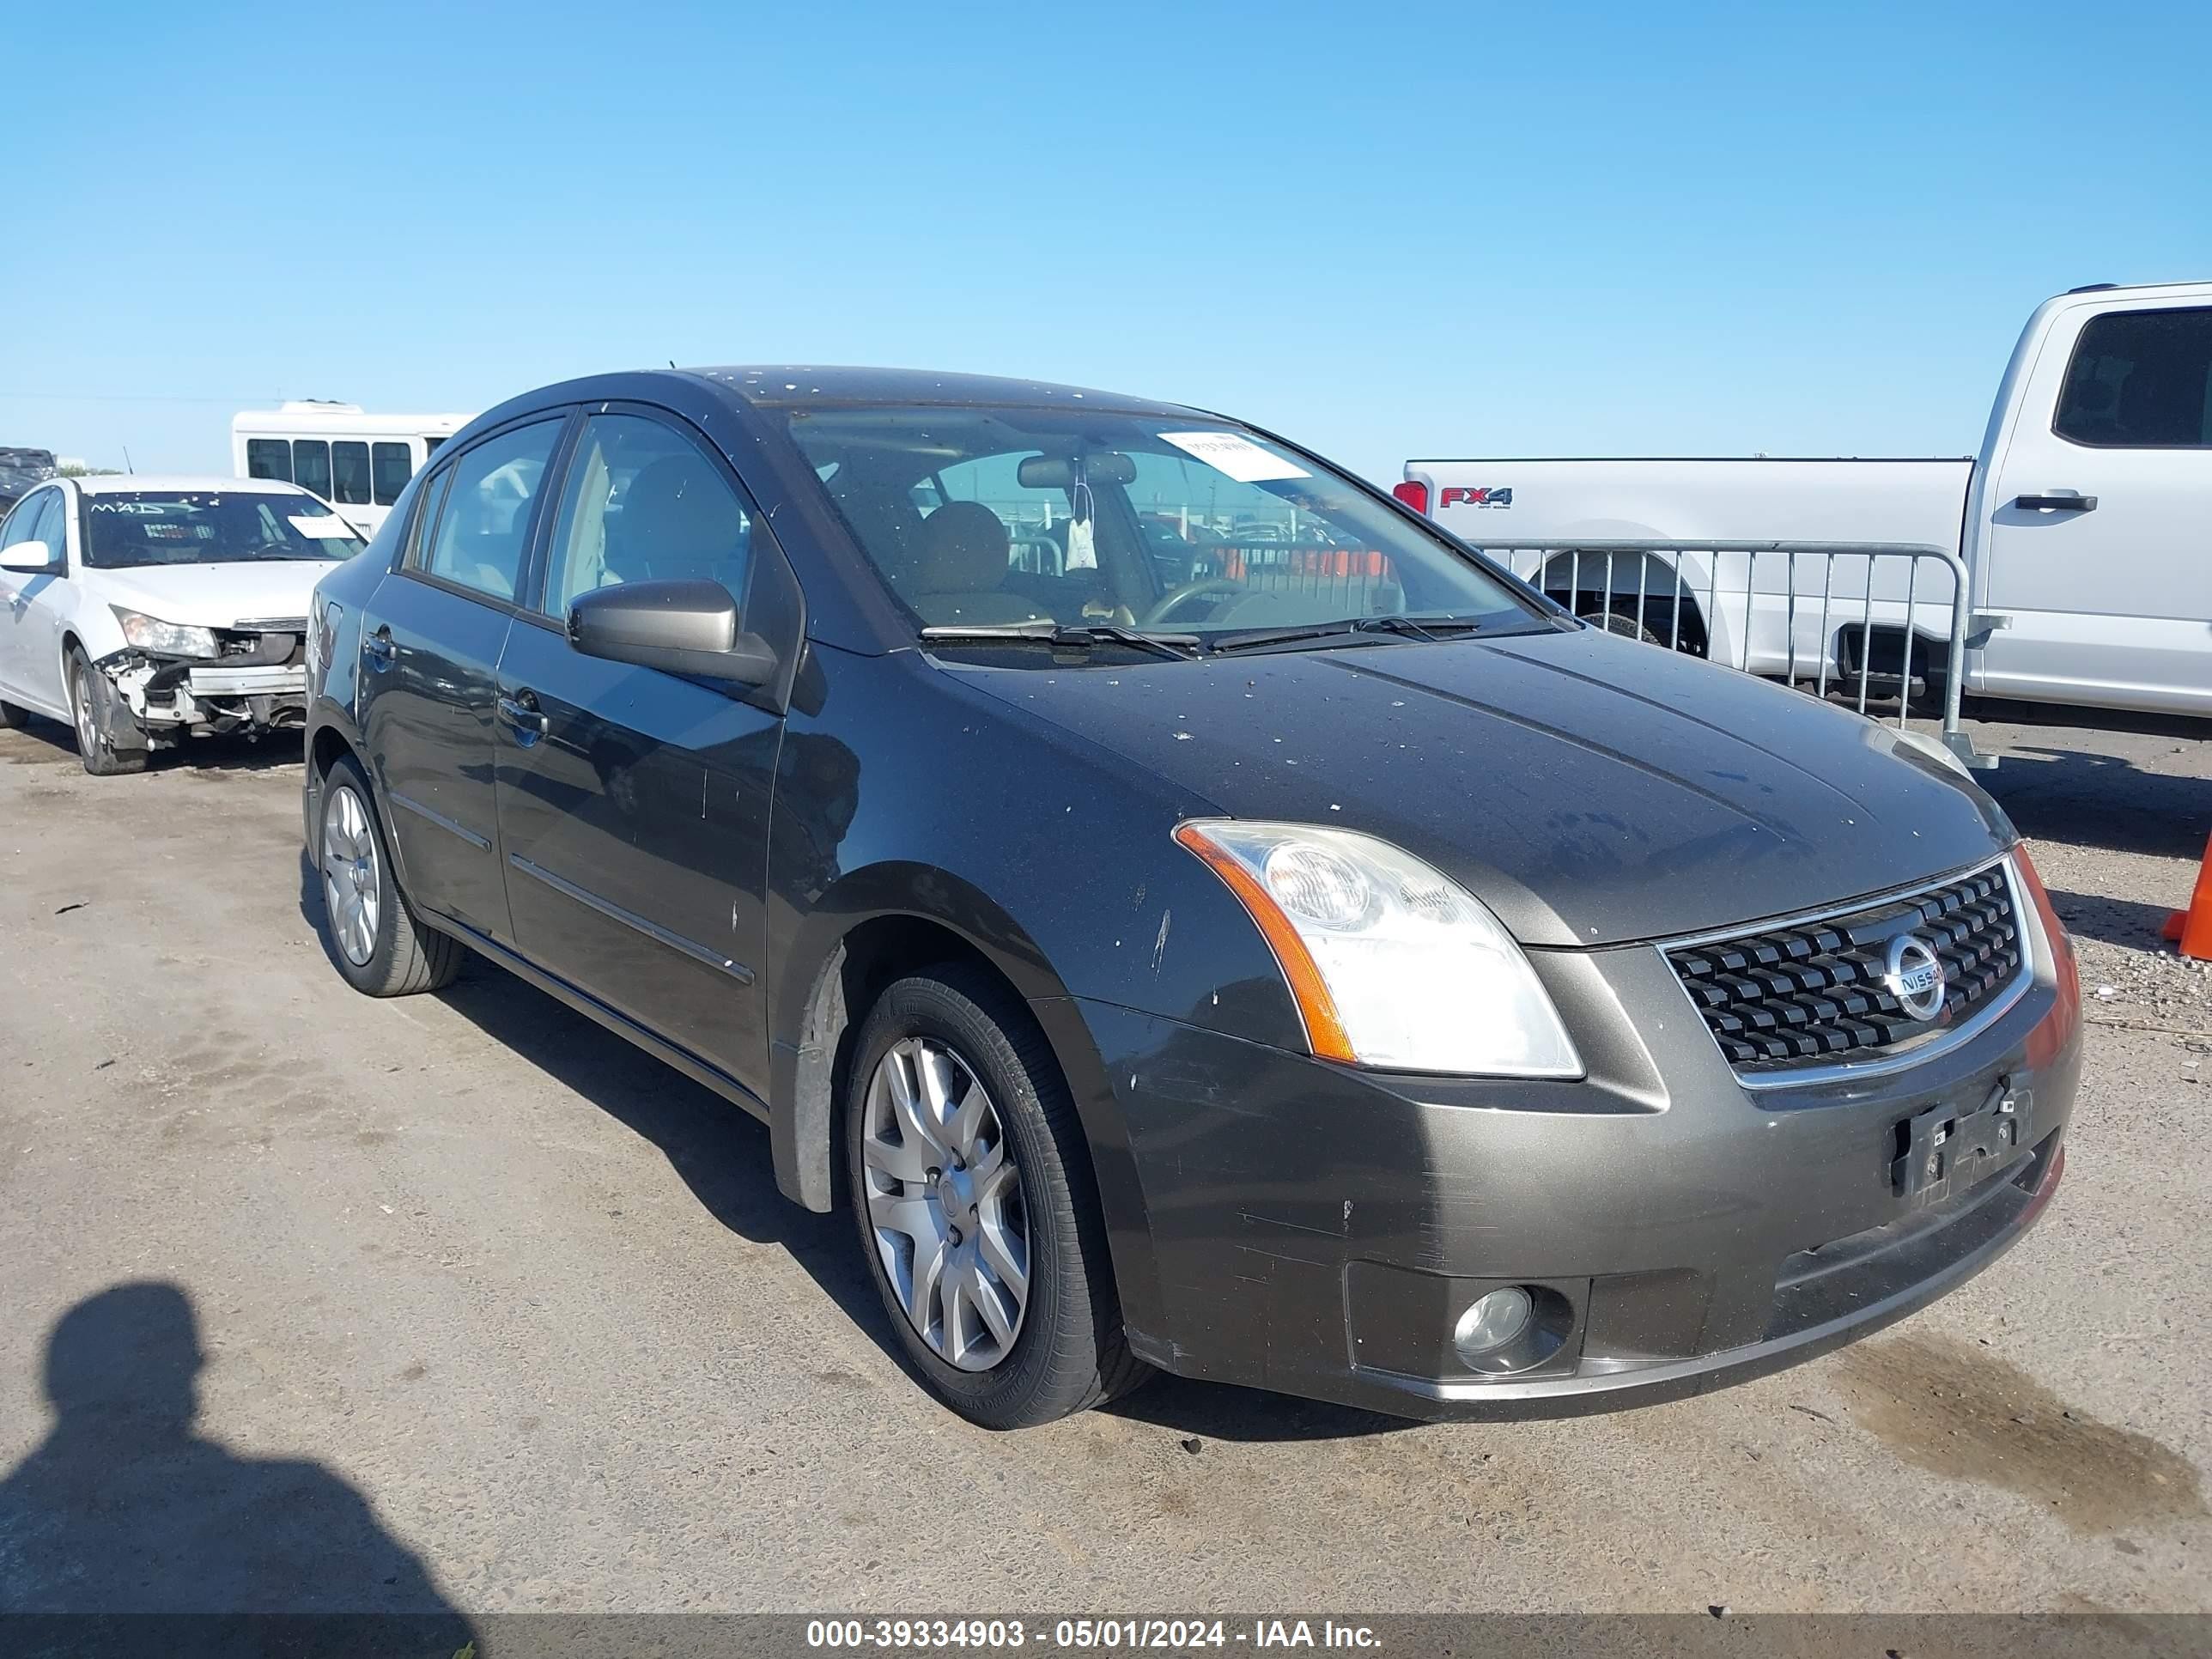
[{"left": 1158, "top": 430, "right": 1310, "bottom": 483}]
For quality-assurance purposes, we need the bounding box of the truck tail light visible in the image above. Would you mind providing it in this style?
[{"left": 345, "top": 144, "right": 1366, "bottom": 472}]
[{"left": 1391, "top": 480, "right": 1430, "bottom": 514}]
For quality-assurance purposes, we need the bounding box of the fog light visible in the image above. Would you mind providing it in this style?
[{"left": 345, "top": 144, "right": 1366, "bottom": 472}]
[{"left": 1453, "top": 1285, "right": 1534, "bottom": 1362}]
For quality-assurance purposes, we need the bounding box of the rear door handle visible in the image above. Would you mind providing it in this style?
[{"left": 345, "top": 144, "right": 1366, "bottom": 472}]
[
  {"left": 497, "top": 692, "right": 549, "bottom": 739},
  {"left": 364, "top": 625, "right": 396, "bottom": 670},
  {"left": 2013, "top": 492, "right": 2097, "bottom": 512}
]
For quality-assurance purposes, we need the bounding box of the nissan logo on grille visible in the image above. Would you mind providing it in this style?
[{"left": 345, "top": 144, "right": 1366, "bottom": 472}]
[{"left": 1883, "top": 934, "right": 1948, "bottom": 1022}]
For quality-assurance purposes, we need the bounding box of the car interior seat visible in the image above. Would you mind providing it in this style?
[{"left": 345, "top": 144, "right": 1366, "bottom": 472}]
[
  {"left": 611, "top": 455, "right": 748, "bottom": 592},
  {"left": 908, "top": 501, "right": 1049, "bottom": 625}
]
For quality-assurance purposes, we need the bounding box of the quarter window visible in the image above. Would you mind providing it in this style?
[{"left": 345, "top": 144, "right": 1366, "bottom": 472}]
[
  {"left": 540, "top": 414, "right": 753, "bottom": 617},
  {"left": 2054, "top": 307, "right": 2212, "bottom": 448},
  {"left": 420, "top": 420, "right": 562, "bottom": 601},
  {"left": 331, "top": 441, "right": 373, "bottom": 506},
  {"left": 371, "top": 441, "right": 412, "bottom": 506},
  {"left": 245, "top": 439, "right": 293, "bottom": 483},
  {"left": 292, "top": 440, "right": 333, "bottom": 501}
]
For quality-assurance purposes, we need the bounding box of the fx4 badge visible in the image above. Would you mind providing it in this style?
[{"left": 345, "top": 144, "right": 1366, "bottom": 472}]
[{"left": 1439, "top": 486, "right": 1512, "bottom": 509}]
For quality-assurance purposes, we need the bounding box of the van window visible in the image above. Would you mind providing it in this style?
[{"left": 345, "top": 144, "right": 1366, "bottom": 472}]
[
  {"left": 419, "top": 420, "right": 562, "bottom": 601},
  {"left": 293, "top": 440, "right": 332, "bottom": 501},
  {"left": 245, "top": 439, "right": 292, "bottom": 483},
  {"left": 331, "top": 441, "right": 372, "bottom": 506},
  {"left": 372, "top": 441, "right": 412, "bottom": 506},
  {"left": 2054, "top": 307, "right": 2212, "bottom": 448},
  {"left": 540, "top": 414, "right": 752, "bottom": 616}
]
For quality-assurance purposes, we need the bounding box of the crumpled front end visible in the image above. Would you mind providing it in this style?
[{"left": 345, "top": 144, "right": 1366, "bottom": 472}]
[{"left": 95, "top": 618, "right": 311, "bottom": 750}]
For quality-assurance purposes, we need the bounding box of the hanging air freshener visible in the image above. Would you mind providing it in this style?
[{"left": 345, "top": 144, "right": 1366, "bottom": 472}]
[{"left": 1065, "top": 464, "right": 1097, "bottom": 570}]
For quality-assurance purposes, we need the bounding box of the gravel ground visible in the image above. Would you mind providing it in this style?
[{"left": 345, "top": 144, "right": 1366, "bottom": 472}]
[{"left": 0, "top": 703, "right": 2205, "bottom": 1618}]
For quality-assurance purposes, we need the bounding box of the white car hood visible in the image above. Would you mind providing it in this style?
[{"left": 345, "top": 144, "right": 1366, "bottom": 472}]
[{"left": 94, "top": 561, "right": 336, "bottom": 629}]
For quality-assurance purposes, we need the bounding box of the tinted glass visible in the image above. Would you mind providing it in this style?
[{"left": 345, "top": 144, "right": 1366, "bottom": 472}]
[
  {"left": 0, "top": 489, "right": 50, "bottom": 551},
  {"left": 540, "top": 414, "right": 752, "bottom": 616},
  {"left": 81, "top": 490, "right": 361, "bottom": 569},
  {"left": 371, "top": 441, "right": 412, "bottom": 505},
  {"left": 422, "top": 420, "right": 562, "bottom": 601},
  {"left": 13, "top": 491, "right": 62, "bottom": 560},
  {"left": 293, "top": 439, "right": 332, "bottom": 500},
  {"left": 331, "top": 441, "right": 372, "bottom": 505},
  {"left": 245, "top": 438, "right": 293, "bottom": 482},
  {"left": 2055, "top": 307, "right": 2212, "bottom": 448},
  {"left": 783, "top": 407, "right": 1534, "bottom": 641}
]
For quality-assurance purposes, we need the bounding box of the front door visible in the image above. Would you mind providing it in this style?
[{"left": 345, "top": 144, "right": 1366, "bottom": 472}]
[
  {"left": 0, "top": 489, "right": 68, "bottom": 714},
  {"left": 357, "top": 415, "right": 567, "bottom": 940},
  {"left": 1979, "top": 300, "right": 2212, "bottom": 716},
  {"left": 493, "top": 410, "right": 782, "bottom": 1097}
]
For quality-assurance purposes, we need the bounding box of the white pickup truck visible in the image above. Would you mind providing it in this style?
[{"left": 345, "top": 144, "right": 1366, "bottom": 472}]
[{"left": 1400, "top": 281, "right": 2212, "bottom": 720}]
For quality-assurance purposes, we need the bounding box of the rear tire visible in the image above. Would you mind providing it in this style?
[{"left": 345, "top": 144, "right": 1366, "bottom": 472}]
[
  {"left": 845, "top": 965, "right": 1150, "bottom": 1429},
  {"left": 66, "top": 647, "right": 147, "bottom": 776},
  {"left": 315, "top": 754, "right": 465, "bottom": 996},
  {"left": 1594, "top": 609, "right": 1664, "bottom": 646}
]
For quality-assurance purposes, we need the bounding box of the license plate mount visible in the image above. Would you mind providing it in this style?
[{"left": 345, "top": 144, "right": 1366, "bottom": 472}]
[{"left": 1892, "top": 1079, "right": 2030, "bottom": 1210}]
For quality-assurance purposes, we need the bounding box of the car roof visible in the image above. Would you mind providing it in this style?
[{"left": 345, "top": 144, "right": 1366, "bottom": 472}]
[
  {"left": 68, "top": 474, "right": 322, "bottom": 496},
  {"left": 684, "top": 365, "right": 1212, "bottom": 420}
]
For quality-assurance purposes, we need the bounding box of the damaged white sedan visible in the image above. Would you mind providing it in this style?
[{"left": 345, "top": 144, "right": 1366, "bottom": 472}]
[{"left": 0, "top": 476, "right": 361, "bottom": 775}]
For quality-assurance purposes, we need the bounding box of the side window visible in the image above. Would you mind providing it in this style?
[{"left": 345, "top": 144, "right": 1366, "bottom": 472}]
[
  {"left": 371, "top": 441, "right": 412, "bottom": 506},
  {"left": 420, "top": 419, "right": 562, "bottom": 601},
  {"left": 245, "top": 438, "right": 293, "bottom": 482},
  {"left": 293, "top": 440, "right": 333, "bottom": 501},
  {"left": 540, "top": 414, "right": 751, "bottom": 617},
  {"left": 5, "top": 490, "right": 60, "bottom": 558},
  {"left": 2054, "top": 307, "right": 2212, "bottom": 448},
  {"left": 331, "top": 441, "right": 372, "bottom": 506}
]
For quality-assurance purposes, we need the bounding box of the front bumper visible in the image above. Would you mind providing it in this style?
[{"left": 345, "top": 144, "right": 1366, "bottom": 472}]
[{"left": 1067, "top": 916, "right": 2081, "bottom": 1420}]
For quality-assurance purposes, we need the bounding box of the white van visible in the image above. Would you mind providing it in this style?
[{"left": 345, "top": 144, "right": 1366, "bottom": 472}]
[
  {"left": 1401, "top": 282, "right": 2212, "bottom": 720},
  {"left": 231, "top": 403, "right": 473, "bottom": 537}
]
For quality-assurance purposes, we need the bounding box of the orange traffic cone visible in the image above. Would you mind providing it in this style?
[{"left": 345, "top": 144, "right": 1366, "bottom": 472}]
[{"left": 2164, "top": 832, "right": 2212, "bottom": 960}]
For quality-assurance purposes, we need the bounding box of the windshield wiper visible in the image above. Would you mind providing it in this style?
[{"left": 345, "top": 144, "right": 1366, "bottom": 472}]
[
  {"left": 1208, "top": 612, "right": 1516, "bottom": 657},
  {"left": 918, "top": 621, "right": 1201, "bottom": 661}
]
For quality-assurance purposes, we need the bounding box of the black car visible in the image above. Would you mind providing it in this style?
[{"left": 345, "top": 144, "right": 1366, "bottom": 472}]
[{"left": 302, "top": 368, "right": 2081, "bottom": 1428}]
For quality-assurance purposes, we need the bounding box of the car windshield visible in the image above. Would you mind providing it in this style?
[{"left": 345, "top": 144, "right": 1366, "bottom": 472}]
[
  {"left": 81, "top": 490, "right": 362, "bottom": 569},
  {"left": 782, "top": 407, "right": 1542, "bottom": 650}
]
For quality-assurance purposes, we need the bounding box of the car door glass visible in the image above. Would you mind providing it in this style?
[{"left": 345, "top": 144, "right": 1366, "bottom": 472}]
[
  {"left": 2054, "top": 307, "right": 2212, "bottom": 448},
  {"left": 540, "top": 414, "right": 752, "bottom": 617},
  {"left": 421, "top": 421, "right": 562, "bottom": 603},
  {"left": 14, "top": 492, "right": 62, "bottom": 562},
  {"left": 1, "top": 490, "right": 46, "bottom": 552}
]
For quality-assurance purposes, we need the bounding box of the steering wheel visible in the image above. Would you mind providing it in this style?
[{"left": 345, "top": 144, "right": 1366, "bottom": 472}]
[{"left": 1139, "top": 577, "right": 1248, "bottom": 629}]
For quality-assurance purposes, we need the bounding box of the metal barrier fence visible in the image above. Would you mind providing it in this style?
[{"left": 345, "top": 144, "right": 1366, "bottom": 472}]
[{"left": 1476, "top": 539, "right": 1995, "bottom": 770}]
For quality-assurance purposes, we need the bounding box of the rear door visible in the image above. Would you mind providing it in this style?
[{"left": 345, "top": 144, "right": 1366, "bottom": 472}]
[
  {"left": 492, "top": 407, "right": 784, "bottom": 1097},
  {"left": 357, "top": 414, "right": 568, "bottom": 940},
  {"left": 1979, "top": 299, "right": 2212, "bottom": 714}
]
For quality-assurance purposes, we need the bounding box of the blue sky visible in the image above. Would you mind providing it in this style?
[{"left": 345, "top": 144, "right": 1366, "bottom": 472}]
[{"left": 5, "top": 0, "right": 2208, "bottom": 483}]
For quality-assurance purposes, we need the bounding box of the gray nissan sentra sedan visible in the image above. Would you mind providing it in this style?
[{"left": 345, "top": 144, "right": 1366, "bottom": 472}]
[{"left": 301, "top": 368, "right": 2081, "bottom": 1428}]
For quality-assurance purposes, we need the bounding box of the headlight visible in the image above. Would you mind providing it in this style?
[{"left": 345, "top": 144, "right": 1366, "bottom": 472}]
[
  {"left": 112, "top": 608, "right": 218, "bottom": 659},
  {"left": 1175, "top": 819, "right": 1583, "bottom": 1077}
]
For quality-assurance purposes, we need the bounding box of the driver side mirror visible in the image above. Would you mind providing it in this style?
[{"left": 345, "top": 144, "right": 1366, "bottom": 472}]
[
  {"left": 0, "top": 538, "right": 59, "bottom": 574},
  {"left": 568, "top": 579, "right": 778, "bottom": 686}
]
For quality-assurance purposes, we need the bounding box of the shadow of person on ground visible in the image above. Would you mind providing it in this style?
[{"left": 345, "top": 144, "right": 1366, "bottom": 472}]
[{"left": 0, "top": 1281, "right": 473, "bottom": 1644}]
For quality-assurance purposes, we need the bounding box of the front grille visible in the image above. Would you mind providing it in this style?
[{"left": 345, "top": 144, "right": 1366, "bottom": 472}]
[{"left": 1666, "top": 862, "right": 2025, "bottom": 1071}]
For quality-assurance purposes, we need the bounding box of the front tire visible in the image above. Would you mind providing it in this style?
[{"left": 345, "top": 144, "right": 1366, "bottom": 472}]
[
  {"left": 66, "top": 647, "right": 147, "bottom": 775},
  {"left": 0, "top": 699, "right": 25, "bottom": 729},
  {"left": 845, "top": 967, "right": 1149, "bottom": 1429},
  {"left": 315, "top": 755, "right": 464, "bottom": 996}
]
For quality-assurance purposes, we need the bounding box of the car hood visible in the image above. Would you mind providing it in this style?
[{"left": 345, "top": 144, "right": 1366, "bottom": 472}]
[
  {"left": 94, "top": 561, "right": 335, "bottom": 629},
  {"left": 946, "top": 626, "right": 2014, "bottom": 948}
]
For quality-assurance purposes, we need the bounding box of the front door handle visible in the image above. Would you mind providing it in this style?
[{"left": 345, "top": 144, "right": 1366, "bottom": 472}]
[
  {"left": 497, "top": 692, "right": 549, "bottom": 739},
  {"left": 2013, "top": 492, "right": 2098, "bottom": 513}
]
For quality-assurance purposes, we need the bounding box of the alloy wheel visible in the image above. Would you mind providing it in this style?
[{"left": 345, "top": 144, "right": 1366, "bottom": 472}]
[
  {"left": 320, "top": 783, "right": 382, "bottom": 966},
  {"left": 860, "top": 1036, "right": 1030, "bottom": 1371},
  {"left": 71, "top": 667, "right": 95, "bottom": 755}
]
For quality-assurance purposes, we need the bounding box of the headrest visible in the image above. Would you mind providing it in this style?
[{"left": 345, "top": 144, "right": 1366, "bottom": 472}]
[
  {"left": 619, "top": 455, "right": 742, "bottom": 556},
  {"left": 915, "top": 501, "right": 1011, "bottom": 592}
]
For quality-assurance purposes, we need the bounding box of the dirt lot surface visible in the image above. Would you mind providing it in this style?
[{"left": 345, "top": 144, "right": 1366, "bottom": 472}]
[{"left": 1, "top": 703, "right": 2206, "bottom": 1617}]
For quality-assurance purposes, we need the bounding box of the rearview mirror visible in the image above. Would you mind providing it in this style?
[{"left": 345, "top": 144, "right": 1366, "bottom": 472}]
[
  {"left": 568, "top": 579, "right": 778, "bottom": 686},
  {"left": 1017, "top": 452, "right": 1138, "bottom": 489},
  {"left": 0, "top": 538, "right": 59, "bottom": 574}
]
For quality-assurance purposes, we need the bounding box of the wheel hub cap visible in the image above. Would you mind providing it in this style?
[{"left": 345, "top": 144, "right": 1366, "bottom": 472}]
[
  {"left": 860, "top": 1036, "right": 1029, "bottom": 1371},
  {"left": 319, "top": 785, "right": 381, "bottom": 967}
]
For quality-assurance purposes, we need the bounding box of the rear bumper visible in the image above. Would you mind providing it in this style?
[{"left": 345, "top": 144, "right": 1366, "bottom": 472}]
[{"left": 1069, "top": 926, "right": 2081, "bottom": 1420}]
